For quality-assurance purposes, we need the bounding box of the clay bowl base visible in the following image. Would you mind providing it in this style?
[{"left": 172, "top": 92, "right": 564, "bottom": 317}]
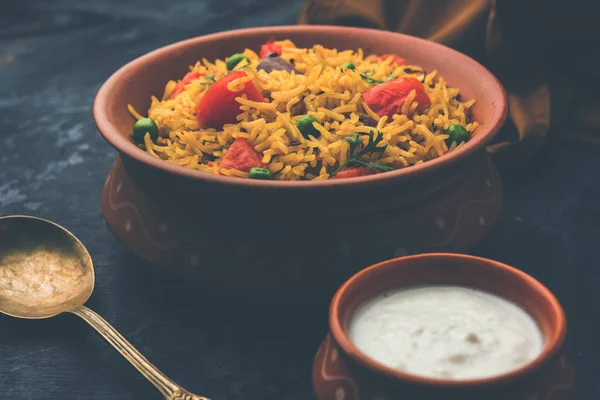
[
  {"left": 101, "top": 154, "right": 502, "bottom": 299},
  {"left": 313, "top": 334, "right": 575, "bottom": 400}
]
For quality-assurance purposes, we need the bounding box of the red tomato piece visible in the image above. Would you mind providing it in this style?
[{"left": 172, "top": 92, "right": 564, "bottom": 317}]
[
  {"left": 170, "top": 71, "right": 204, "bottom": 99},
  {"left": 377, "top": 54, "right": 407, "bottom": 66},
  {"left": 362, "top": 77, "right": 431, "bottom": 119},
  {"left": 219, "top": 138, "right": 265, "bottom": 172},
  {"left": 195, "top": 71, "right": 264, "bottom": 128},
  {"left": 260, "top": 40, "right": 282, "bottom": 58},
  {"left": 333, "top": 167, "right": 381, "bottom": 180}
]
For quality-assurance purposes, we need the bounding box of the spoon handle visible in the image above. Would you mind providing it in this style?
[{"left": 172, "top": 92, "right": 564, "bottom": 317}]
[{"left": 70, "top": 305, "right": 211, "bottom": 400}]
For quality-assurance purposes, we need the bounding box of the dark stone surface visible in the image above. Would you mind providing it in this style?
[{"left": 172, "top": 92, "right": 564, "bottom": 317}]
[{"left": 0, "top": 1, "right": 598, "bottom": 399}]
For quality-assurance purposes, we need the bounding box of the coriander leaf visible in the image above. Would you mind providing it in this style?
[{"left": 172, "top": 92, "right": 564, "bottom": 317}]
[
  {"left": 331, "top": 130, "right": 392, "bottom": 177},
  {"left": 199, "top": 74, "right": 217, "bottom": 86},
  {"left": 362, "top": 161, "right": 394, "bottom": 171},
  {"left": 360, "top": 69, "right": 394, "bottom": 85},
  {"left": 344, "top": 132, "right": 366, "bottom": 154},
  {"left": 350, "top": 160, "right": 395, "bottom": 173},
  {"left": 360, "top": 73, "right": 383, "bottom": 84},
  {"left": 360, "top": 69, "right": 385, "bottom": 84}
]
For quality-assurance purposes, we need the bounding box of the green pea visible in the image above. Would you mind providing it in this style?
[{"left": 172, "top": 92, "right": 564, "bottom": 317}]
[
  {"left": 248, "top": 167, "right": 274, "bottom": 180},
  {"left": 445, "top": 124, "right": 470, "bottom": 145},
  {"left": 133, "top": 118, "right": 159, "bottom": 143},
  {"left": 226, "top": 53, "right": 249, "bottom": 71},
  {"left": 296, "top": 115, "right": 321, "bottom": 138},
  {"left": 340, "top": 62, "right": 355, "bottom": 71}
]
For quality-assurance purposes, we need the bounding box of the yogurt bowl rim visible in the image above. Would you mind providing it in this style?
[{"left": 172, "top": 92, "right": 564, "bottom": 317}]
[{"left": 329, "top": 253, "right": 567, "bottom": 388}]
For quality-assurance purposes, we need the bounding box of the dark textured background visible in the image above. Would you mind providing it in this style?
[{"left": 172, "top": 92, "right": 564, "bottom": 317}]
[{"left": 0, "top": 1, "right": 598, "bottom": 399}]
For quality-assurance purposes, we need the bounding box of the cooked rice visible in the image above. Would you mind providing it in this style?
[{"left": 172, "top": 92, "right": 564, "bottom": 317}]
[{"left": 129, "top": 40, "right": 477, "bottom": 180}]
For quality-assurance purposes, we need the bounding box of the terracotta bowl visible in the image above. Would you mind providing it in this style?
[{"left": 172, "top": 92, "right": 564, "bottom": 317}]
[
  {"left": 313, "top": 253, "right": 574, "bottom": 400},
  {"left": 94, "top": 26, "right": 507, "bottom": 298}
]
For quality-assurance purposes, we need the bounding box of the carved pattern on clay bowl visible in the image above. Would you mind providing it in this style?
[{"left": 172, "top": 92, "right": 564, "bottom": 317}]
[
  {"left": 101, "top": 153, "right": 502, "bottom": 298},
  {"left": 313, "top": 335, "right": 574, "bottom": 400}
]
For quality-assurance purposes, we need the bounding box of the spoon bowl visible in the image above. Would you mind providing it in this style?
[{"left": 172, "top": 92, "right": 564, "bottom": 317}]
[
  {"left": 0, "top": 215, "right": 94, "bottom": 319},
  {"left": 0, "top": 215, "right": 209, "bottom": 400}
]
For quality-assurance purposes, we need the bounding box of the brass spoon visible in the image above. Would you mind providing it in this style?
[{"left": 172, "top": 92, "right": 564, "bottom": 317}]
[{"left": 0, "top": 215, "right": 210, "bottom": 400}]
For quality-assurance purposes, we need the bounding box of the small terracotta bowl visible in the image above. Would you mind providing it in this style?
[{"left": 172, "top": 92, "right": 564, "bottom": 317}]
[
  {"left": 313, "top": 253, "right": 574, "bottom": 400},
  {"left": 94, "top": 26, "right": 507, "bottom": 298}
]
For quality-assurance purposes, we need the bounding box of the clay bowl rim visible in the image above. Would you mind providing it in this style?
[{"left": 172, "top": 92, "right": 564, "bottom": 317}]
[
  {"left": 93, "top": 25, "right": 508, "bottom": 189},
  {"left": 329, "top": 253, "right": 567, "bottom": 388}
]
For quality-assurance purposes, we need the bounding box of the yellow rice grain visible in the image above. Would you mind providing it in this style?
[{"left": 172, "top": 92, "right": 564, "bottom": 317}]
[
  {"left": 362, "top": 101, "right": 381, "bottom": 122},
  {"left": 128, "top": 105, "right": 144, "bottom": 120}
]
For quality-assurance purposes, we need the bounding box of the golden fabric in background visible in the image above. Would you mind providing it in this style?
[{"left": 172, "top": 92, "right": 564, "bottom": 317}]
[{"left": 299, "top": 0, "right": 600, "bottom": 169}]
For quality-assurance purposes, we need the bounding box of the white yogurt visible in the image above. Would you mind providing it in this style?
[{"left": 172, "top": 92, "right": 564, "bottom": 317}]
[{"left": 348, "top": 286, "right": 544, "bottom": 380}]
